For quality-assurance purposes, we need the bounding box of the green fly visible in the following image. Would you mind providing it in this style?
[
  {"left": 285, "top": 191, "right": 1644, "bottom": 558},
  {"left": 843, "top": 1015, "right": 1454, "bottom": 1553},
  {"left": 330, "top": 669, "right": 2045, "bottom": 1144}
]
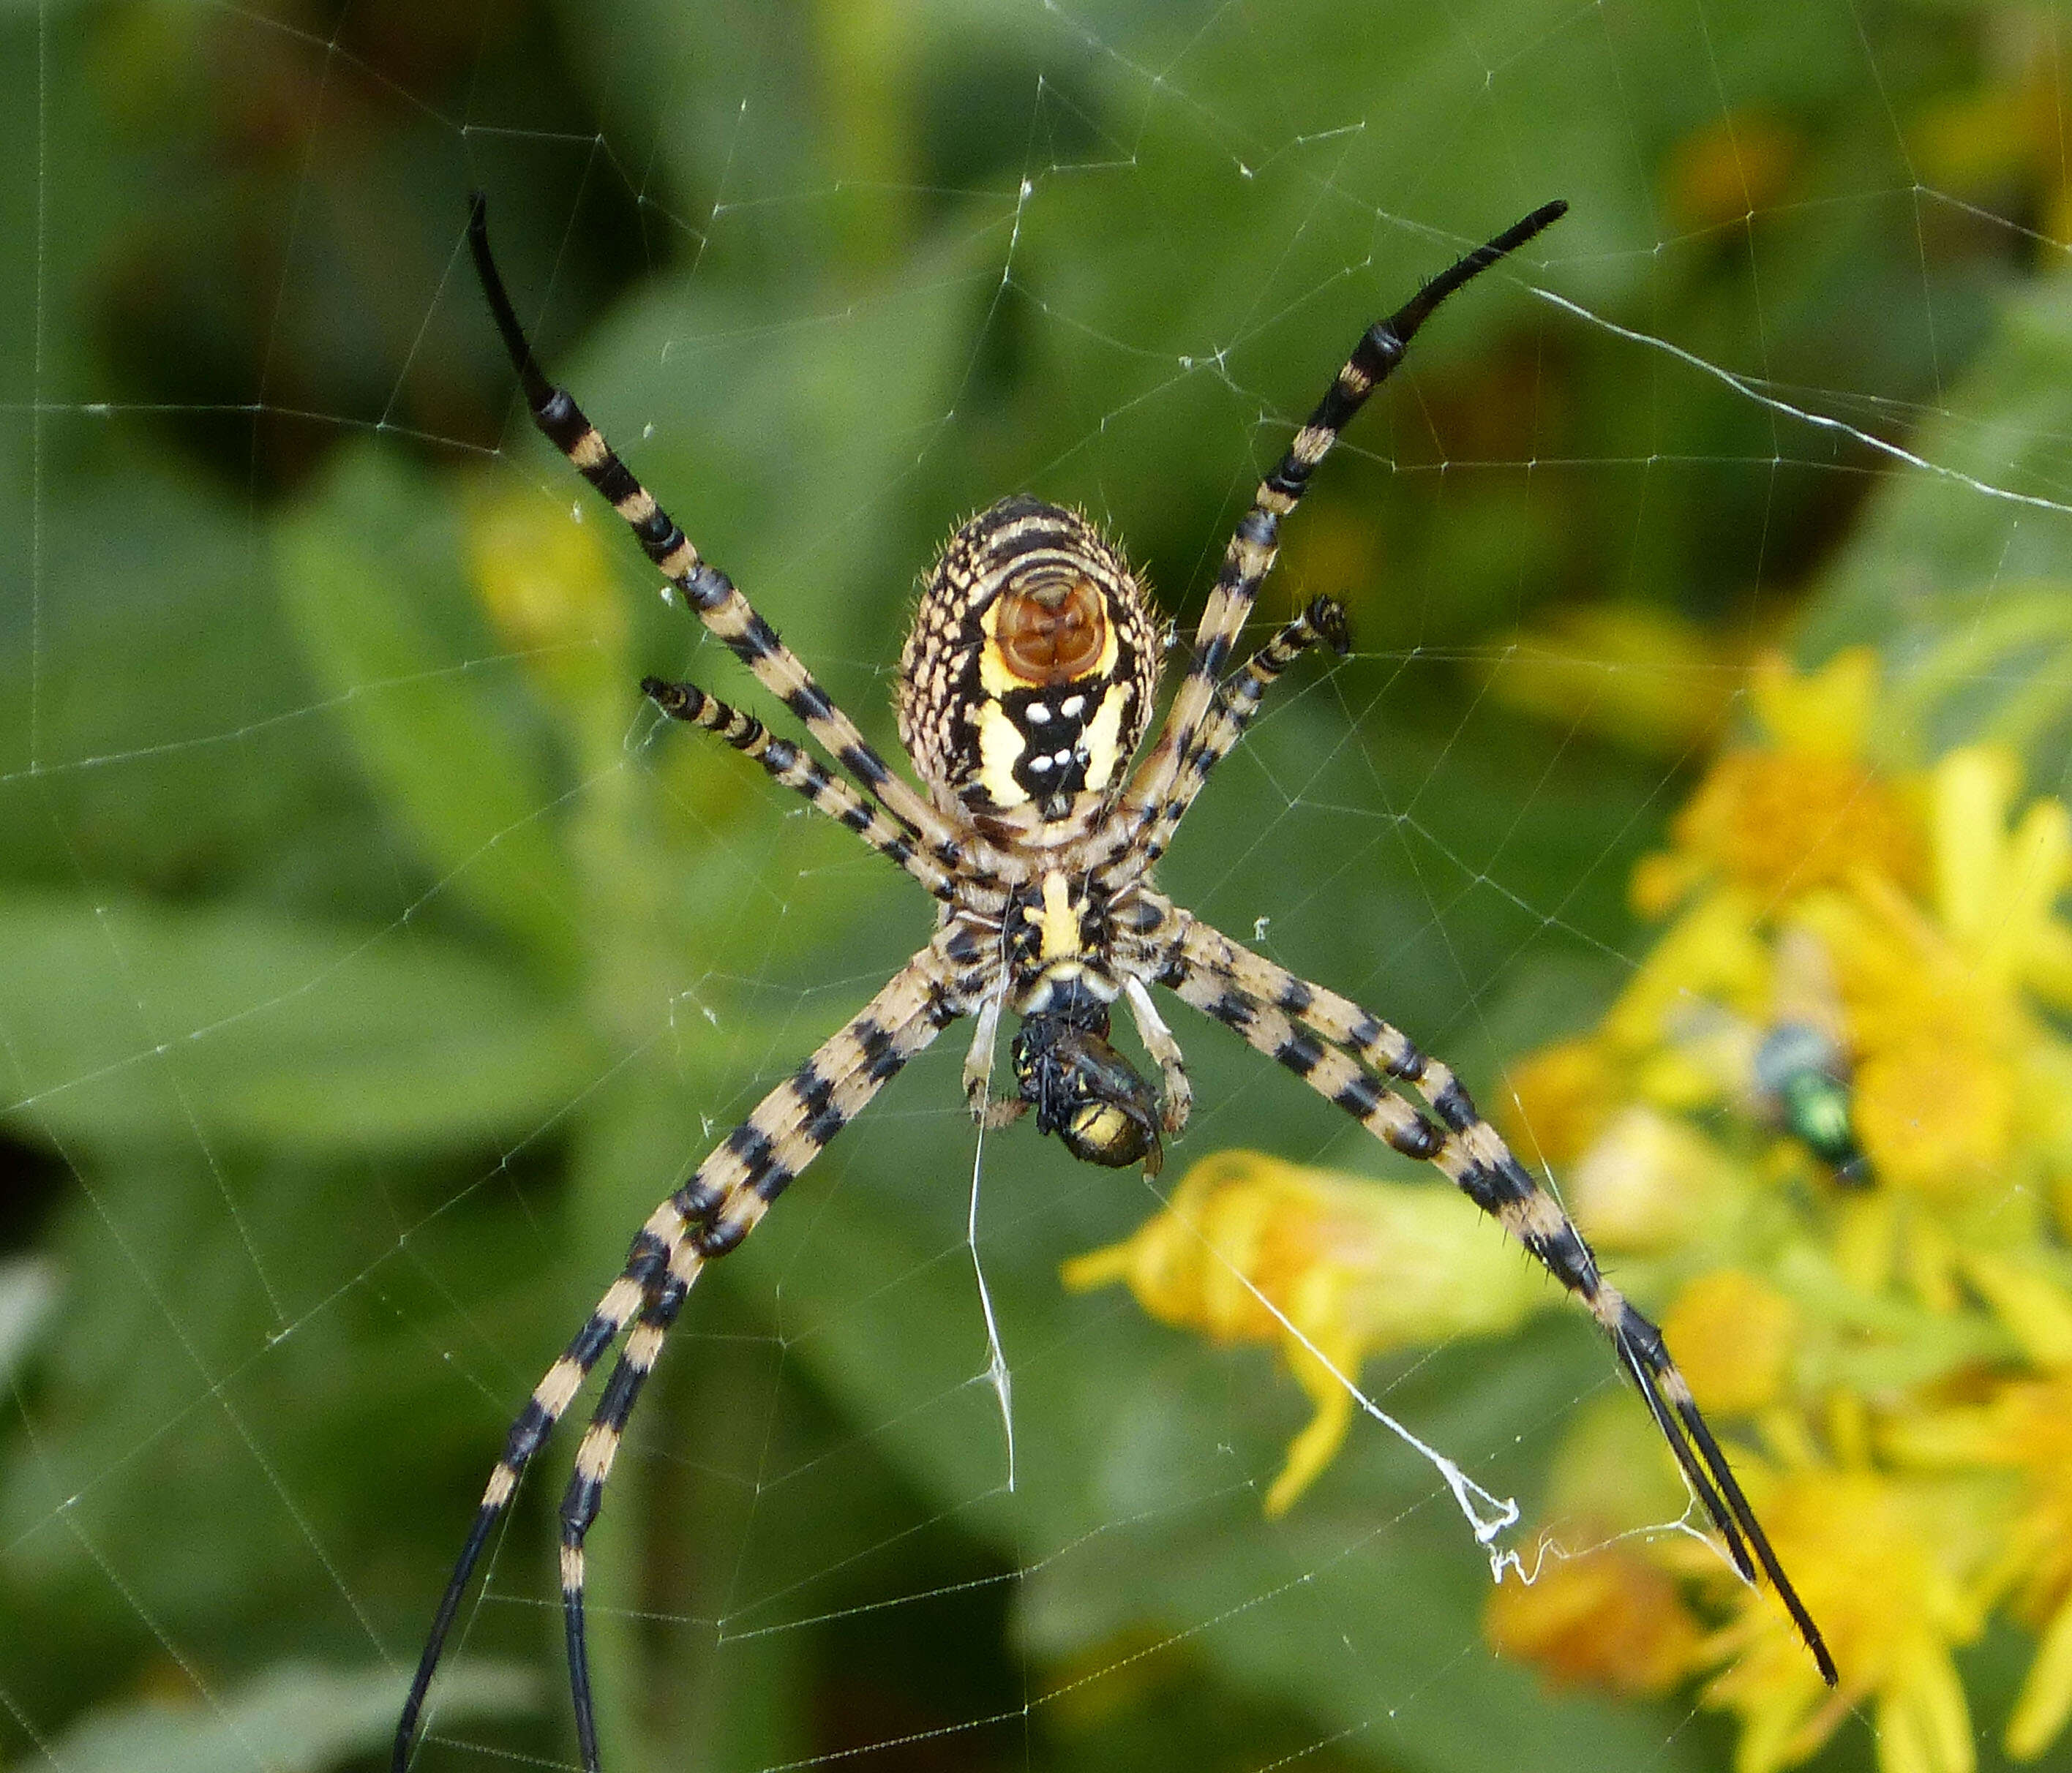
[{"left": 1755, "top": 927, "right": 1872, "bottom": 1190}]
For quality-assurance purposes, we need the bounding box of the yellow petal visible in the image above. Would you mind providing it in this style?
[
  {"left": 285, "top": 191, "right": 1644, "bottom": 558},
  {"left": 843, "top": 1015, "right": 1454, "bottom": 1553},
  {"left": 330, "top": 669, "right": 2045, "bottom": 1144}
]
[
  {"left": 1932, "top": 747, "right": 2021, "bottom": 951},
  {"left": 1500, "top": 1036, "right": 1619, "bottom": 1169},
  {"left": 1267, "top": 1323, "right": 1359, "bottom": 1517},
  {"left": 1567, "top": 1105, "right": 1741, "bottom": 1252},
  {"left": 1481, "top": 606, "right": 1738, "bottom": 754},
  {"left": 1664, "top": 1271, "right": 1799, "bottom": 1415},
  {"left": 1909, "top": 1640, "right": 1978, "bottom": 1773},
  {"left": 1632, "top": 847, "right": 1708, "bottom": 919},
  {"left": 1959, "top": 1251, "right": 2072, "bottom": 1370},
  {"left": 2008, "top": 1586, "right": 2072, "bottom": 1761},
  {"left": 465, "top": 481, "right": 627, "bottom": 724},
  {"left": 1750, "top": 647, "right": 1880, "bottom": 758},
  {"left": 1059, "top": 1242, "right": 1134, "bottom": 1293}
]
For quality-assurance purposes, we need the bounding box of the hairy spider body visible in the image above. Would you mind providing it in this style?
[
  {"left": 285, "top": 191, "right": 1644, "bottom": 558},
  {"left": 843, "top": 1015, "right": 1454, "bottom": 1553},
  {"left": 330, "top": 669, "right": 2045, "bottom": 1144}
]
[
  {"left": 394, "top": 196, "right": 1833, "bottom": 1773},
  {"left": 900, "top": 496, "right": 1161, "bottom": 831}
]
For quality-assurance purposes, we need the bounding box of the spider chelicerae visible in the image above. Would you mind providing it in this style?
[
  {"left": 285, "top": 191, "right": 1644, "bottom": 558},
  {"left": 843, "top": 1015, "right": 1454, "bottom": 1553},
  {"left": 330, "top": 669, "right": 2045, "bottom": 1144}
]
[{"left": 397, "top": 195, "right": 1837, "bottom": 1772}]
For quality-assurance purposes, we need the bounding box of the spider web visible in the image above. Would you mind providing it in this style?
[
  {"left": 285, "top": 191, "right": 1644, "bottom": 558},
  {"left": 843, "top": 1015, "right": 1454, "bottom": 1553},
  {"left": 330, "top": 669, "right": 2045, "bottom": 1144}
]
[{"left": 3, "top": 4, "right": 2069, "bottom": 1773}]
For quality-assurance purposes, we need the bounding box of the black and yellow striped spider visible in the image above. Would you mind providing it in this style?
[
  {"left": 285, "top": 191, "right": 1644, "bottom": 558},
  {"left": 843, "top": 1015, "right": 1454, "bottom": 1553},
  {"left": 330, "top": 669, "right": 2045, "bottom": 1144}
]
[{"left": 396, "top": 196, "right": 1836, "bottom": 1772}]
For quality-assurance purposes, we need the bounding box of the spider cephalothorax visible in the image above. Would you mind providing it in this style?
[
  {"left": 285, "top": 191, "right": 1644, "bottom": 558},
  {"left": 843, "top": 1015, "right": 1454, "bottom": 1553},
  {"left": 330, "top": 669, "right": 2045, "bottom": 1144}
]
[
  {"left": 398, "top": 196, "right": 1835, "bottom": 1773},
  {"left": 898, "top": 495, "right": 1160, "bottom": 833}
]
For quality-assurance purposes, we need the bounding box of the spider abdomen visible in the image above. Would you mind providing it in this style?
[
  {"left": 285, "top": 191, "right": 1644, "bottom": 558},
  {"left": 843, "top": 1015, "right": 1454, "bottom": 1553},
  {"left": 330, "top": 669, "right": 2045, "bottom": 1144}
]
[{"left": 898, "top": 497, "right": 1159, "bottom": 832}]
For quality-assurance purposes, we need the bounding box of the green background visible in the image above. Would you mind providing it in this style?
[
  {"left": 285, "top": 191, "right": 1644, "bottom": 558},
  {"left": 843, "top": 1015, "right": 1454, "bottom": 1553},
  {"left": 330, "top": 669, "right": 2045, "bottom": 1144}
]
[{"left": 6, "top": 2, "right": 2072, "bottom": 1771}]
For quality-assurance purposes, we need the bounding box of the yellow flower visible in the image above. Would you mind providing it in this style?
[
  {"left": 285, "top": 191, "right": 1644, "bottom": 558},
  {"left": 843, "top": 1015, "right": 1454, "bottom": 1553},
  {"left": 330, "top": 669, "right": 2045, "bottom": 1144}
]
[
  {"left": 1499, "top": 1034, "right": 1618, "bottom": 1169},
  {"left": 1487, "top": 1544, "right": 1705, "bottom": 1696},
  {"left": 1662, "top": 111, "right": 1804, "bottom": 236},
  {"left": 1662, "top": 1270, "right": 1798, "bottom": 1416},
  {"left": 1501, "top": 893, "right": 1769, "bottom": 1195},
  {"left": 1564, "top": 1104, "right": 1744, "bottom": 1254},
  {"left": 1062, "top": 1150, "right": 1556, "bottom": 1515},
  {"left": 1632, "top": 650, "right": 1921, "bottom": 918},
  {"left": 1479, "top": 605, "right": 1740, "bottom": 756},
  {"left": 1701, "top": 1468, "right": 1990, "bottom": 1773},
  {"left": 1484, "top": 1401, "right": 1711, "bottom": 1698},
  {"left": 1084, "top": 624, "right": 2072, "bottom": 1773},
  {"left": 1793, "top": 748, "right": 2072, "bottom": 1215},
  {"left": 1910, "top": 20, "right": 2072, "bottom": 261},
  {"left": 464, "top": 481, "right": 628, "bottom": 736},
  {"left": 1888, "top": 1369, "right": 2072, "bottom": 1762},
  {"left": 1929, "top": 747, "right": 2072, "bottom": 1010}
]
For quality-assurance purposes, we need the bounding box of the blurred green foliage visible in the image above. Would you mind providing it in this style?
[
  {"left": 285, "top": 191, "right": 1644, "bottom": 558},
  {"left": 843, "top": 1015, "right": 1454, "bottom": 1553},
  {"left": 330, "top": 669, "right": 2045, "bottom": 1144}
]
[{"left": 7, "top": 2, "right": 2072, "bottom": 1772}]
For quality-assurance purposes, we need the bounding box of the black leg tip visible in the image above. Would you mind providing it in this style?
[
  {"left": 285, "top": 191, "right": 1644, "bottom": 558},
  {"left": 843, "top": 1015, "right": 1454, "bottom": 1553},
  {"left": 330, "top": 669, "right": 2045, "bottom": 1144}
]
[{"left": 1306, "top": 595, "right": 1351, "bottom": 655}]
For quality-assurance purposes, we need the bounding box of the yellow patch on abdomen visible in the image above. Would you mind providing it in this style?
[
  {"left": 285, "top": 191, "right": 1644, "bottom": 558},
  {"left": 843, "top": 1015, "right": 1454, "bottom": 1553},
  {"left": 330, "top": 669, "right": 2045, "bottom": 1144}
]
[
  {"left": 975, "top": 701, "right": 1031, "bottom": 807},
  {"left": 1078, "top": 682, "right": 1132, "bottom": 792}
]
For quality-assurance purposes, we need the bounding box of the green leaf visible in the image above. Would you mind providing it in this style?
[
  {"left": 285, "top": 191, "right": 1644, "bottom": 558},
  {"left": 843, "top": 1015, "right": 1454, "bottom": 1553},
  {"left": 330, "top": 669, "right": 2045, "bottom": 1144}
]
[
  {"left": 1802, "top": 273, "right": 2072, "bottom": 775},
  {"left": 34, "top": 1660, "right": 533, "bottom": 1773},
  {"left": 274, "top": 447, "right": 581, "bottom": 971},
  {"left": 0, "top": 892, "right": 588, "bottom": 1155}
]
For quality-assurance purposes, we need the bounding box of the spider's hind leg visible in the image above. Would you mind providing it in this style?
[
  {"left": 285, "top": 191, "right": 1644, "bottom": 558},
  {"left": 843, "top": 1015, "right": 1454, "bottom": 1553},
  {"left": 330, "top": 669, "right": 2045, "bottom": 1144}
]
[{"left": 396, "top": 955, "right": 957, "bottom": 1773}]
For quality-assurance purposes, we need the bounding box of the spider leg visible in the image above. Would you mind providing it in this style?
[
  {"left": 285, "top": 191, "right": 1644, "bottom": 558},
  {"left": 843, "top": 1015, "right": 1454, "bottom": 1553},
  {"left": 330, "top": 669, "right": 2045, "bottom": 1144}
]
[
  {"left": 959, "top": 986, "right": 1021, "bottom": 1126},
  {"left": 1125, "top": 203, "right": 1566, "bottom": 832},
  {"left": 1138, "top": 595, "right": 1350, "bottom": 869},
  {"left": 392, "top": 1208, "right": 678, "bottom": 1773},
  {"left": 643, "top": 676, "right": 953, "bottom": 900},
  {"left": 396, "top": 954, "right": 956, "bottom": 1773},
  {"left": 468, "top": 197, "right": 961, "bottom": 864},
  {"left": 1122, "top": 975, "right": 1192, "bottom": 1134},
  {"left": 1166, "top": 925, "right": 1836, "bottom": 1688}
]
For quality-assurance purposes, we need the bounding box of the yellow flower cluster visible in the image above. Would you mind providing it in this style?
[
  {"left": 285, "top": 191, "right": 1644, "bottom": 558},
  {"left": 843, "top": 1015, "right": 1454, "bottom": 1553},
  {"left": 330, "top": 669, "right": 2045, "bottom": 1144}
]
[
  {"left": 1062, "top": 1150, "right": 1557, "bottom": 1516},
  {"left": 1066, "top": 650, "right": 2072, "bottom": 1773}
]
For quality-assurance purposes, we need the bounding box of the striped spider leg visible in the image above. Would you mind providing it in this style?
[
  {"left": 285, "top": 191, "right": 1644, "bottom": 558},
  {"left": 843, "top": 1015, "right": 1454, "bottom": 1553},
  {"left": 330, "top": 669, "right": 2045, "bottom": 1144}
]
[
  {"left": 394, "top": 952, "right": 958, "bottom": 1772},
  {"left": 466, "top": 197, "right": 966, "bottom": 873},
  {"left": 1153, "top": 914, "right": 1836, "bottom": 1684},
  {"left": 1136, "top": 594, "right": 1352, "bottom": 870},
  {"left": 1122, "top": 200, "right": 1569, "bottom": 848},
  {"left": 642, "top": 676, "right": 957, "bottom": 902}
]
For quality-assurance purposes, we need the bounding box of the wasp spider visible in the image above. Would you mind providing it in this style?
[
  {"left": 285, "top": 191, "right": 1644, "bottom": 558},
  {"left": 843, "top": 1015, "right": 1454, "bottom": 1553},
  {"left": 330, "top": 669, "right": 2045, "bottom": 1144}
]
[{"left": 397, "top": 196, "right": 1836, "bottom": 1772}]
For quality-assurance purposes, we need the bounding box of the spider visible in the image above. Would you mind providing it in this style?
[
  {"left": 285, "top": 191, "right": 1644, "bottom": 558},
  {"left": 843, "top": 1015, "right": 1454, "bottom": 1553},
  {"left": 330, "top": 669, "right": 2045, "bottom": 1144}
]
[{"left": 397, "top": 195, "right": 1836, "bottom": 1772}]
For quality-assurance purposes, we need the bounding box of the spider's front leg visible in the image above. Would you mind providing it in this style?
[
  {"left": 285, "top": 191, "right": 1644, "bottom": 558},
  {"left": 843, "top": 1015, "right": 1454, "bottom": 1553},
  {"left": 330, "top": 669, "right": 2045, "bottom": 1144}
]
[
  {"left": 1135, "top": 595, "right": 1351, "bottom": 870},
  {"left": 469, "top": 197, "right": 963, "bottom": 868},
  {"left": 1124, "top": 202, "right": 1567, "bottom": 834},
  {"left": 643, "top": 675, "right": 953, "bottom": 899}
]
